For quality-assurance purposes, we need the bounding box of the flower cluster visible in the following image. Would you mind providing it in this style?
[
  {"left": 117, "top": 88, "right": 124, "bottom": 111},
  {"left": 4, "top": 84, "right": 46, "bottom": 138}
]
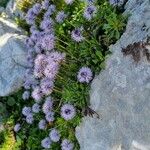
[{"left": 14, "top": 0, "right": 99, "bottom": 149}]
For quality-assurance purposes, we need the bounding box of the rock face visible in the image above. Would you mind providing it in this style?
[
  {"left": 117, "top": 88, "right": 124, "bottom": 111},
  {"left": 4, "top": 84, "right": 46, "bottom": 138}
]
[
  {"left": 76, "top": 0, "right": 150, "bottom": 150},
  {"left": 6, "top": 0, "right": 23, "bottom": 18},
  {"left": 0, "top": 17, "right": 28, "bottom": 96}
]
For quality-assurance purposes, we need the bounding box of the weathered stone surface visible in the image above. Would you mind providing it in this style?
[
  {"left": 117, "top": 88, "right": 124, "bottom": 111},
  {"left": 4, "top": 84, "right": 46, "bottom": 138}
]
[
  {"left": 0, "top": 17, "right": 28, "bottom": 96},
  {"left": 6, "top": 0, "right": 23, "bottom": 18},
  {"left": 76, "top": 0, "right": 150, "bottom": 150}
]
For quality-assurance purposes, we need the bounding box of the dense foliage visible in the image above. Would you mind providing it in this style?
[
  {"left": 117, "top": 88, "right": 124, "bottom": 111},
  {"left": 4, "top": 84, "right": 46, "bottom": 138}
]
[{"left": 0, "top": 0, "right": 127, "bottom": 149}]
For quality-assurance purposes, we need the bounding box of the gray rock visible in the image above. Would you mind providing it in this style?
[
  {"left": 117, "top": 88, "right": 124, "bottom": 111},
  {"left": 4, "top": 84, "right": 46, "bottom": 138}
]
[
  {"left": 76, "top": 0, "right": 150, "bottom": 150},
  {"left": 0, "top": 17, "right": 28, "bottom": 96},
  {"left": 6, "top": 0, "right": 24, "bottom": 18}
]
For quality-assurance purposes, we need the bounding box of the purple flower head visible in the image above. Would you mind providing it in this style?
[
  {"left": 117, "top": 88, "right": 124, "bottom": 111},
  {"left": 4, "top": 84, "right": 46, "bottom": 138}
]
[
  {"left": 83, "top": 5, "right": 97, "bottom": 21},
  {"left": 40, "top": 18, "right": 54, "bottom": 31},
  {"left": 44, "top": 5, "right": 56, "bottom": 19},
  {"left": 22, "top": 91, "right": 30, "bottom": 100},
  {"left": 30, "top": 25, "right": 37, "bottom": 33},
  {"left": 45, "top": 111, "right": 55, "bottom": 122},
  {"left": 32, "top": 103, "right": 40, "bottom": 113},
  {"left": 42, "top": 0, "right": 50, "bottom": 10},
  {"left": 14, "top": 123, "right": 21, "bottom": 132},
  {"left": 38, "top": 119, "right": 47, "bottom": 130},
  {"left": 30, "top": 30, "right": 41, "bottom": 42},
  {"left": 34, "top": 54, "right": 47, "bottom": 67},
  {"left": 25, "top": 9, "right": 36, "bottom": 25},
  {"left": 34, "top": 66, "right": 44, "bottom": 78},
  {"left": 49, "top": 128, "right": 60, "bottom": 142},
  {"left": 40, "top": 78, "right": 54, "bottom": 95},
  {"left": 109, "top": 0, "right": 124, "bottom": 6},
  {"left": 22, "top": 106, "right": 32, "bottom": 116},
  {"left": 32, "top": 86, "right": 43, "bottom": 103},
  {"left": 44, "top": 62, "right": 59, "bottom": 79},
  {"left": 42, "top": 96, "right": 53, "bottom": 114},
  {"left": 64, "top": 0, "right": 74, "bottom": 5},
  {"left": 48, "top": 51, "right": 66, "bottom": 63},
  {"left": 61, "top": 139, "right": 74, "bottom": 150},
  {"left": 26, "top": 113, "right": 34, "bottom": 124},
  {"left": 41, "top": 137, "right": 51, "bottom": 149},
  {"left": 56, "top": 11, "right": 67, "bottom": 23},
  {"left": 32, "top": 3, "right": 41, "bottom": 15},
  {"left": 77, "top": 67, "right": 93, "bottom": 83},
  {"left": 71, "top": 28, "right": 84, "bottom": 42},
  {"left": 48, "top": 5, "right": 56, "bottom": 13},
  {"left": 41, "top": 34, "right": 55, "bottom": 51},
  {"left": 34, "top": 42, "right": 43, "bottom": 54},
  {"left": 25, "top": 37, "right": 35, "bottom": 48},
  {"left": 61, "top": 104, "right": 76, "bottom": 120}
]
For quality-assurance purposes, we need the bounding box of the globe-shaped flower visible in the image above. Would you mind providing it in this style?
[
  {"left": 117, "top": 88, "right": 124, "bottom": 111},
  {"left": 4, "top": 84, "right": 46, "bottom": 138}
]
[
  {"left": 83, "top": 5, "right": 97, "bottom": 21},
  {"left": 77, "top": 67, "right": 93, "bottom": 83},
  {"left": 45, "top": 111, "right": 55, "bottom": 122},
  {"left": 61, "top": 104, "right": 76, "bottom": 120},
  {"left": 32, "top": 86, "right": 43, "bottom": 103},
  {"left": 32, "top": 103, "right": 40, "bottom": 113},
  {"left": 61, "top": 139, "right": 74, "bottom": 150},
  {"left": 38, "top": 119, "right": 47, "bottom": 130},
  {"left": 49, "top": 128, "right": 60, "bottom": 142},
  {"left": 22, "top": 106, "right": 32, "bottom": 116},
  {"left": 42, "top": 97, "right": 53, "bottom": 114},
  {"left": 14, "top": 123, "right": 21, "bottom": 132},
  {"left": 41, "top": 137, "right": 51, "bottom": 149},
  {"left": 71, "top": 28, "right": 84, "bottom": 42},
  {"left": 56, "top": 11, "right": 67, "bottom": 23},
  {"left": 26, "top": 114, "right": 34, "bottom": 124},
  {"left": 22, "top": 91, "right": 30, "bottom": 100},
  {"left": 41, "top": 34, "right": 55, "bottom": 51},
  {"left": 40, "top": 78, "right": 54, "bottom": 95}
]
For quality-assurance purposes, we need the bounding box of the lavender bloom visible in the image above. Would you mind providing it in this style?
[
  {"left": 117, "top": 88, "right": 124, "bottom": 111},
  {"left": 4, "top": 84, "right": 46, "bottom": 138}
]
[
  {"left": 44, "top": 62, "right": 59, "bottom": 79},
  {"left": 42, "top": 97, "right": 53, "bottom": 114},
  {"left": 42, "top": 0, "right": 50, "bottom": 10},
  {"left": 34, "top": 42, "right": 43, "bottom": 54},
  {"left": 109, "top": 0, "right": 125, "bottom": 6},
  {"left": 26, "top": 113, "right": 34, "bottom": 124},
  {"left": 40, "top": 78, "right": 54, "bottom": 95},
  {"left": 14, "top": 123, "right": 21, "bottom": 132},
  {"left": 56, "top": 11, "right": 67, "bottom": 23},
  {"left": 77, "top": 67, "right": 93, "bottom": 83},
  {"left": 45, "top": 111, "right": 55, "bottom": 122},
  {"left": 71, "top": 28, "right": 84, "bottom": 42},
  {"left": 30, "top": 30, "right": 41, "bottom": 42},
  {"left": 41, "top": 137, "right": 51, "bottom": 149},
  {"left": 22, "top": 106, "right": 32, "bottom": 116},
  {"left": 34, "top": 54, "right": 47, "bottom": 67},
  {"left": 41, "top": 34, "right": 55, "bottom": 51},
  {"left": 48, "top": 51, "right": 66, "bottom": 63},
  {"left": 64, "top": 0, "right": 74, "bottom": 5},
  {"left": 38, "top": 119, "right": 47, "bottom": 130},
  {"left": 32, "top": 3, "right": 41, "bottom": 15},
  {"left": 25, "top": 9, "right": 36, "bottom": 25},
  {"left": 25, "top": 37, "right": 35, "bottom": 48},
  {"left": 30, "top": 25, "right": 37, "bottom": 33},
  {"left": 40, "top": 18, "right": 54, "bottom": 31},
  {"left": 61, "top": 139, "right": 74, "bottom": 150},
  {"left": 44, "top": 5, "right": 56, "bottom": 19},
  {"left": 32, "top": 103, "right": 40, "bottom": 113},
  {"left": 22, "top": 91, "right": 30, "bottom": 100},
  {"left": 61, "top": 104, "right": 76, "bottom": 120},
  {"left": 49, "top": 128, "right": 60, "bottom": 142},
  {"left": 83, "top": 5, "right": 97, "bottom": 21},
  {"left": 32, "top": 87, "right": 43, "bottom": 103}
]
